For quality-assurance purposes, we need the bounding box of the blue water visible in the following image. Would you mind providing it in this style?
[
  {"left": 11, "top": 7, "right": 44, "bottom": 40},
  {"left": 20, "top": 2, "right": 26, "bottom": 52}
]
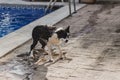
[{"left": 0, "top": 5, "right": 54, "bottom": 37}]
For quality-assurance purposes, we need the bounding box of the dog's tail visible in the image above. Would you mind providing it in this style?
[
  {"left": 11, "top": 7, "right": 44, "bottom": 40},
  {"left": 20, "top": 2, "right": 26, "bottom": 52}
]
[{"left": 48, "top": 26, "right": 56, "bottom": 31}]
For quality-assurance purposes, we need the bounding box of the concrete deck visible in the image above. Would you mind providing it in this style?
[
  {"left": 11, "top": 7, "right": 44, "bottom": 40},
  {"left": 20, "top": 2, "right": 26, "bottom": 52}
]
[{"left": 0, "top": 1, "right": 86, "bottom": 58}]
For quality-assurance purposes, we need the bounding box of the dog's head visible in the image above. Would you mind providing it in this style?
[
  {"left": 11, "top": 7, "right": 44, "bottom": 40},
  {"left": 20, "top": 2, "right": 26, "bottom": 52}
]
[{"left": 55, "top": 26, "right": 70, "bottom": 43}]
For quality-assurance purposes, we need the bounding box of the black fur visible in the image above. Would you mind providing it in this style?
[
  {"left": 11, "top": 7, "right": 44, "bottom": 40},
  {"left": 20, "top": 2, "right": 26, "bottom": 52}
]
[{"left": 56, "top": 30, "right": 68, "bottom": 39}]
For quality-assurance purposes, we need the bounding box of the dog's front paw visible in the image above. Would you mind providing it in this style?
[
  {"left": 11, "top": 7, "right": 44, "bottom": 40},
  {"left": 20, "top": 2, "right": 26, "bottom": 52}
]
[{"left": 34, "top": 58, "right": 46, "bottom": 65}]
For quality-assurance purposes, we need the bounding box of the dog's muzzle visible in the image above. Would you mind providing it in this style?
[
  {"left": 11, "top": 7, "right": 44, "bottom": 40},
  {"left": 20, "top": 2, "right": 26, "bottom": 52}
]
[{"left": 65, "top": 40, "right": 68, "bottom": 43}]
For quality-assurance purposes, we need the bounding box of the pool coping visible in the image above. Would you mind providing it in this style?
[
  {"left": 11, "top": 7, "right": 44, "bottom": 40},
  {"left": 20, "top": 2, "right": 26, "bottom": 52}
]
[{"left": 0, "top": 2, "right": 86, "bottom": 58}]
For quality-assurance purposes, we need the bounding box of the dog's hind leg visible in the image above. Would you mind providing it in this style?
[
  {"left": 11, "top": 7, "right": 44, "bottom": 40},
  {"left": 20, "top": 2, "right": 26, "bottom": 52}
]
[
  {"left": 29, "top": 39, "right": 38, "bottom": 57},
  {"left": 38, "top": 39, "right": 48, "bottom": 55},
  {"left": 34, "top": 39, "right": 48, "bottom": 65}
]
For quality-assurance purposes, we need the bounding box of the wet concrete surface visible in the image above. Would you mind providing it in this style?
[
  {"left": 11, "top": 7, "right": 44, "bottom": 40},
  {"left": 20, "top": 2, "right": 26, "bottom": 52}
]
[
  {"left": 1, "top": 3, "right": 120, "bottom": 80},
  {"left": 0, "top": 47, "right": 49, "bottom": 80}
]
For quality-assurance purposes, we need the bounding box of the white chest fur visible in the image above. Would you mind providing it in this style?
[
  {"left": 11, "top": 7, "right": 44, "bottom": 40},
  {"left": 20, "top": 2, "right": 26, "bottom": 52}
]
[{"left": 48, "top": 33, "right": 60, "bottom": 45}]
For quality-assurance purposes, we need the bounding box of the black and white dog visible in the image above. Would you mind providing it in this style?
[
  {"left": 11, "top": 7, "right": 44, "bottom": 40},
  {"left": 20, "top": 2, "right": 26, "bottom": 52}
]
[{"left": 29, "top": 25, "right": 70, "bottom": 63}]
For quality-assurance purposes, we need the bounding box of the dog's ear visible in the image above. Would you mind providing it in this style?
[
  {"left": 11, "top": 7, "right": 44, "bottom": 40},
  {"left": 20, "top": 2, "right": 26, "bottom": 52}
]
[{"left": 65, "top": 26, "right": 70, "bottom": 33}]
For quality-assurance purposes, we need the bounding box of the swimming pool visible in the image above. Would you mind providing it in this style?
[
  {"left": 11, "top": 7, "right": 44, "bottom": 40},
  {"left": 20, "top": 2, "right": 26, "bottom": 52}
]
[{"left": 0, "top": 4, "right": 57, "bottom": 37}]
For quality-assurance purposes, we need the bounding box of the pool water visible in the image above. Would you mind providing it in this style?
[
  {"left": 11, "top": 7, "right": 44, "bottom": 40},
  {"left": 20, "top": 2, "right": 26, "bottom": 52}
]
[{"left": 0, "top": 5, "right": 55, "bottom": 37}]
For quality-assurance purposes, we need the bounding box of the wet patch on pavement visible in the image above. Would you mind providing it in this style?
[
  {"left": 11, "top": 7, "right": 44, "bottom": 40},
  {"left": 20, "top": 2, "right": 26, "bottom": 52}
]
[{"left": 0, "top": 50, "right": 48, "bottom": 80}]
